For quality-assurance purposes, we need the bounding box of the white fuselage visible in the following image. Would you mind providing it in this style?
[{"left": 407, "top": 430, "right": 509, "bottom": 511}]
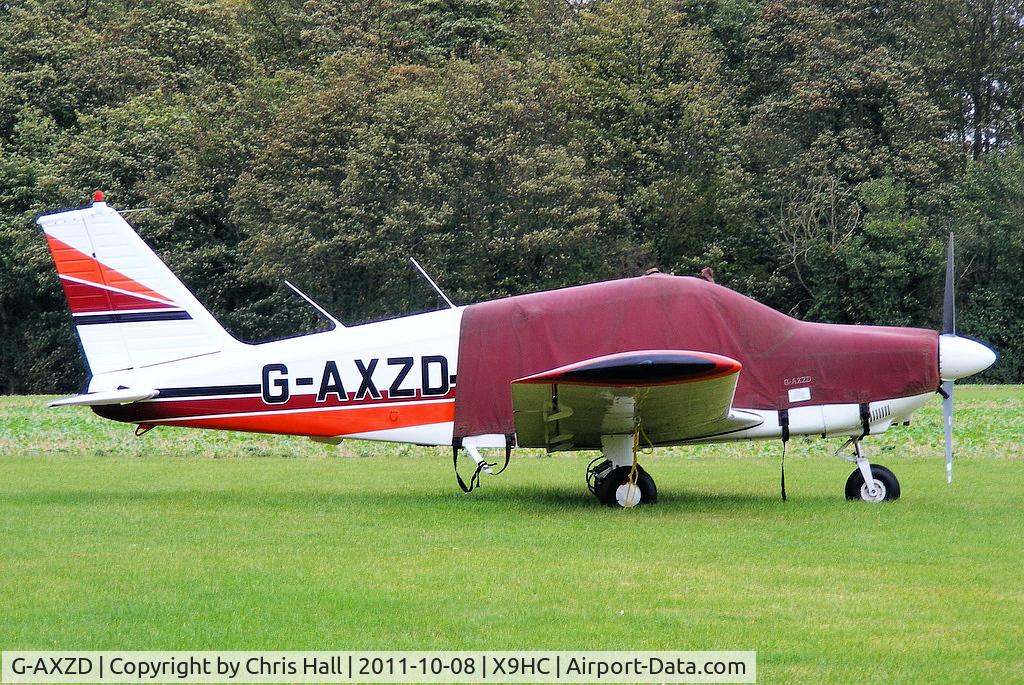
[{"left": 88, "top": 306, "right": 934, "bottom": 449}]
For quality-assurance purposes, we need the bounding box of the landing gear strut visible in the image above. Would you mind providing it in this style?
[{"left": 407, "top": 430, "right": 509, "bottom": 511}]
[
  {"left": 839, "top": 438, "right": 900, "bottom": 502},
  {"left": 587, "top": 434, "right": 658, "bottom": 507}
]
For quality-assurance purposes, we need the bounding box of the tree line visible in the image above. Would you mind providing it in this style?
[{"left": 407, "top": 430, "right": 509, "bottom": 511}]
[{"left": 2, "top": 0, "right": 1022, "bottom": 393}]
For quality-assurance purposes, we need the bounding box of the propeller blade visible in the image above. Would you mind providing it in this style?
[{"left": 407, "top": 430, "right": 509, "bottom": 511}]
[
  {"left": 942, "top": 233, "right": 955, "bottom": 335},
  {"left": 941, "top": 234, "right": 956, "bottom": 482},
  {"left": 942, "top": 380, "right": 954, "bottom": 483}
]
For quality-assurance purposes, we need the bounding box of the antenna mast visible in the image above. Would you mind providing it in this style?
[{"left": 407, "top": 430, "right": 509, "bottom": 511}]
[
  {"left": 283, "top": 280, "right": 345, "bottom": 329},
  {"left": 409, "top": 257, "right": 457, "bottom": 309}
]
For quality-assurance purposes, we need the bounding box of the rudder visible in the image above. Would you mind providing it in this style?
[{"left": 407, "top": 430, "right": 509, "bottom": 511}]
[{"left": 38, "top": 193, "right": 237, "bottom": 375}]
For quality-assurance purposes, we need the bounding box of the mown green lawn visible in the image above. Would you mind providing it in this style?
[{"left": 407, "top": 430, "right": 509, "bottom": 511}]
[{"left": 0, "top": 387, "right": 1022, "bottom": 683}]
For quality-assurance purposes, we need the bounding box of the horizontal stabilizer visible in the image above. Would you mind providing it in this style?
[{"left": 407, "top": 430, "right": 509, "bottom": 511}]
[{"left": 49, "top": 388, "right": 158, "bottom": 407}]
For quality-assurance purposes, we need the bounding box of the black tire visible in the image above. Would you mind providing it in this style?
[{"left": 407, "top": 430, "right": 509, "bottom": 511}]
[
  {"left": 845, "top": 464, "right": 900, "bottom": 501},
  {"left": 596, "top": 465, "right": 658, "bottom": 507}
]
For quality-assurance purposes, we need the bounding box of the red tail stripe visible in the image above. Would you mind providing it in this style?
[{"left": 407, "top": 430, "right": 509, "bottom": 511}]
[
  {"left": 59, "top": 277, "right": 177, "bottom": 314},
  {"left": 44, "top": 234, "right": 174, "bottom": 305}
]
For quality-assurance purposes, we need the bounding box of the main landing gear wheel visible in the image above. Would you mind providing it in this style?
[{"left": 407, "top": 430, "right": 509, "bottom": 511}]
[
  {"left": 845, "top": 464, "right": 900, "bottom": 502},
  {"left": 590, "top": 462, "right": 658, "bottom": 508}
]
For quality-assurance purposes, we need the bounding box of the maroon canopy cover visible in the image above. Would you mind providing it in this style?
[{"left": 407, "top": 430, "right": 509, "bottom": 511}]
[{"left": 453, "top": 274, "right": 938, "bottom": 438}]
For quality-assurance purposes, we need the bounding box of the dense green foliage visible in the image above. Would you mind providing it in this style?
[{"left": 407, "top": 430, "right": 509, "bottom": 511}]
[{"left": 2, "top": 0, "right": 1023, "bottom": 392}]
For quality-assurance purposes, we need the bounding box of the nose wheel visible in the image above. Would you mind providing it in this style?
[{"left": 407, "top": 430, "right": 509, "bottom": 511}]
[
  {"left": 845, "top": 463, "right": 900, "bottom": 502},
  {"left": 838, "top": 438, "right": 900, "bottom": 502}
]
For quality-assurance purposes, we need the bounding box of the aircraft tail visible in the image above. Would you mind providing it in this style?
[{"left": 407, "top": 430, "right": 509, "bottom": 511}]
[{"left": 38, "top": 193, "right": 238, "bottom": 375}]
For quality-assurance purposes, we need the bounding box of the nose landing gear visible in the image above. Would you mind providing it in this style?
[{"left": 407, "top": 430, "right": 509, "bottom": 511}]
[
  {"left": 838, "top": 438, "right": 900, "bottom": 502},
  {"left": 845, "top": 464, "right": 900, "bottom": 502}
]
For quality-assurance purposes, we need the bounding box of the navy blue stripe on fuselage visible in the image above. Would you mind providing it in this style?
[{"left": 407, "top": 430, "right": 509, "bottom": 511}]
[
  {"left": 73, "top": 310, "right": 193, "bottom": 325},
  {"left": 156, "top": 384, "right": 262, "bottom": 399}
]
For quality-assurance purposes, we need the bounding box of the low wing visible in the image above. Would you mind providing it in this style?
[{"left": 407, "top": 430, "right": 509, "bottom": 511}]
[
  {"left": 49, "top": 387, "right": 158, "bottom": 408},
  {"left": 511, "top": 350, "right": 762, "bottom": 450}
]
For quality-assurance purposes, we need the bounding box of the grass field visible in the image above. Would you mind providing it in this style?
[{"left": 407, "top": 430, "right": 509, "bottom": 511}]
[{"left": 1, "top": 387, "right": 1022, "bottom": 683}]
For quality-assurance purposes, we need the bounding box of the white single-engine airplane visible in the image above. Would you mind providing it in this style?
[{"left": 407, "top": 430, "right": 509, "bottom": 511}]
[{"left": 40, "top": 193, "right": 996, "bottom": 507}]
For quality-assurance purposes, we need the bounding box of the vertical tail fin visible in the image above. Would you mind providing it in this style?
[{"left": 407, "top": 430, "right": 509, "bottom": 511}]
[{"left": 38, "top": 194, "right": 237, "bottom": 375}]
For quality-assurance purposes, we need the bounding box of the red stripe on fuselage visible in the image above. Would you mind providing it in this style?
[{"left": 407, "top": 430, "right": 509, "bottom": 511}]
[
  {"left": 162, "top": 401, "right": 456, "bottom": 437},
  {"left": 93, "top": 390, "right": 458, "bottom": 437}
]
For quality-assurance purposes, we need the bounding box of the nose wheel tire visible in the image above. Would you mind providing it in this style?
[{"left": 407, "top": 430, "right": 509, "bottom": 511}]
[
  {"left": 845, "top": 464, "right": 900, "bottom": 502},
  {"left": 594, "top": 464, "right": 658, "bottom": 507}
]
